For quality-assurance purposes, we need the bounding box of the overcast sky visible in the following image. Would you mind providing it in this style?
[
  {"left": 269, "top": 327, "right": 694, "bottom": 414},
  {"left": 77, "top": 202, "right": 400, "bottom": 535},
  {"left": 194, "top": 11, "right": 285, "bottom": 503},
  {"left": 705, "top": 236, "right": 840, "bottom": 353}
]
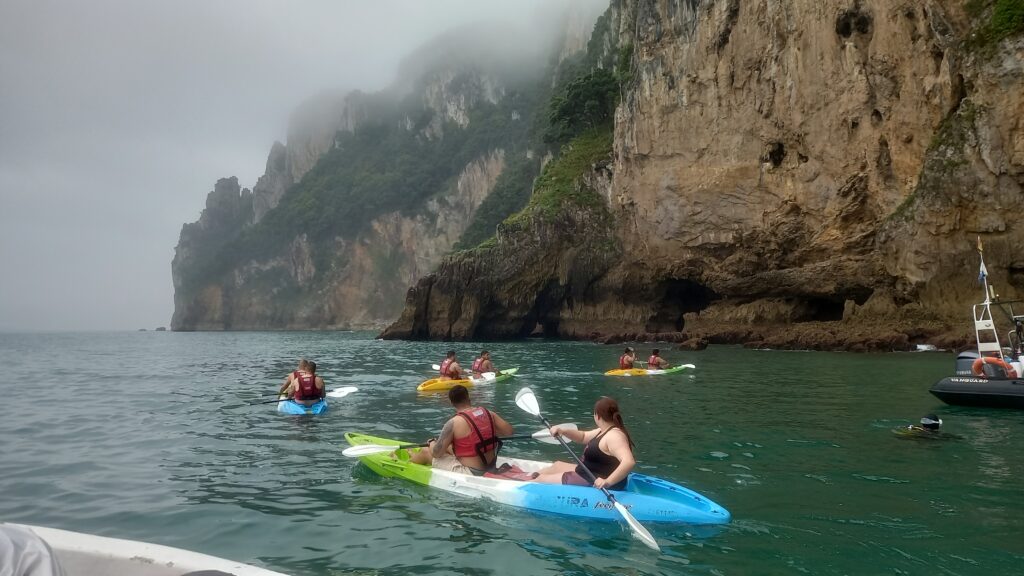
[{"left": 0, "top": 0, "right": 566, "bottom": 331}]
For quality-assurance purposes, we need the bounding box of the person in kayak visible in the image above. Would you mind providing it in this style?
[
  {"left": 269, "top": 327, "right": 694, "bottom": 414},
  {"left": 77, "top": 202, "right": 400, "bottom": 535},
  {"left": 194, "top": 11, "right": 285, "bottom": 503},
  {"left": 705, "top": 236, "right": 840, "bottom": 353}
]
[
  {"left": 471, "top": 350, "right": 497, "bottom": 377},
  {"left": 439, "top": 350, "right": 463, "bottom": 380},
  {"left": 531, "top": 396, "right": 635, "bottom": 490},
  {"left": 408, "top": 384, "right": 514, "bottom": 475},
  {"left": 647, "top": 349, "right": 670, "bottom": 369},
  {"left": 619, "top": 347, "right": 636, "bottom": 369},
  {"left": 278, "top": 359, "right": 311, "bottom": 397},
  {"left": 283, "top": 360, "right": 325, "bottom": 405}
]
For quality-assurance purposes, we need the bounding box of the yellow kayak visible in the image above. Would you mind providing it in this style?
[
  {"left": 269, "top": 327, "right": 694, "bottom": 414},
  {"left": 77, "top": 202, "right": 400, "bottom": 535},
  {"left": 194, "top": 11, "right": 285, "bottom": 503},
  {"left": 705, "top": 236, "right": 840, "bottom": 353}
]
[
  {"left": 416, "top": 368, "right": 519, "bottom": 392},
  {"left": 604, "top": 365, "right": 692, "bottom": 377}
]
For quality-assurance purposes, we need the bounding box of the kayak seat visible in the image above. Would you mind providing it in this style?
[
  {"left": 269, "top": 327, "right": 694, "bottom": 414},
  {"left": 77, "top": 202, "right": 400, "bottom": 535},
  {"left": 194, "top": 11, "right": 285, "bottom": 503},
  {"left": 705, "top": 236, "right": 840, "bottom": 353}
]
[{"left": 483, "top": 464, "right": 534, "bottom": 482}]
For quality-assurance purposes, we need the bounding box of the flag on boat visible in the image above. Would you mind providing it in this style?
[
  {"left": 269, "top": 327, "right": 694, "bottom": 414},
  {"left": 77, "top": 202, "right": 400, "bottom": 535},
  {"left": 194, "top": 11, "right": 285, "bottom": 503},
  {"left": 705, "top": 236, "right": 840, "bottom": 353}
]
[{"left": 979, "top": 255, "right": 988, "bottom": 284}]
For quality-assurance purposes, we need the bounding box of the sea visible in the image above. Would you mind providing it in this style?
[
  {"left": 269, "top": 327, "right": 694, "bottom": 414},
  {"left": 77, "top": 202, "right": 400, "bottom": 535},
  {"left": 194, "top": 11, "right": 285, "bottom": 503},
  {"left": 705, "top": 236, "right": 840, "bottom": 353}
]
[{"left": 1, "top": 331, "right": 1021, "bottom": 575}]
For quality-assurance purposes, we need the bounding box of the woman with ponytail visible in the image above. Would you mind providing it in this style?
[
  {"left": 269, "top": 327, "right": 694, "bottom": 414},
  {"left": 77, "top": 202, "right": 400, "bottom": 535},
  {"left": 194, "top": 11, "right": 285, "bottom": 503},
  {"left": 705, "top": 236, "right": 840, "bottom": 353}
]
[{"left": 531, "top": 397, "right": 636, "bottom": 490}]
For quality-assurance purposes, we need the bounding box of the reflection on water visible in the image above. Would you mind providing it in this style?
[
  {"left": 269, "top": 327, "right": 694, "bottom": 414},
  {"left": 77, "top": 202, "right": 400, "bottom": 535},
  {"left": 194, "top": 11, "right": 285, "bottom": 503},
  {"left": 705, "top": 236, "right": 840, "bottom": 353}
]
[{"left": 1, "top": 332, "right": 1022, "bottom": 575}]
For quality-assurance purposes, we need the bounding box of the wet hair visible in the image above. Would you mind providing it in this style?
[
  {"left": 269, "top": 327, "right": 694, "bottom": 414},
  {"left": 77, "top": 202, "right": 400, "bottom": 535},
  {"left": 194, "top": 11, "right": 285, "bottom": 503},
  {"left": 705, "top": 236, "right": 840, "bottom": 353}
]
[
  {"left": 652, "top": 349, "right": 660, "bottom": 355},
  {"left": 298, "top": 358, "right": 310, "bottom": 370},
  {"left": 625, "top": 347, "right": 634, "bottom": 353},
  {"left": 448, "top": 384, "right": 470, "bottom": 405},
  {"left": 446, "top": 350, "right": 456, "bottom": 358},
  {"left": 594, "top": 396, "right": 634, "bottom": 448},
  {"left": 481, "top": 350, "right": 489, "bottom": 356},
  {"left": 307, "top": 361, "right": 317, "bottom": 374}
]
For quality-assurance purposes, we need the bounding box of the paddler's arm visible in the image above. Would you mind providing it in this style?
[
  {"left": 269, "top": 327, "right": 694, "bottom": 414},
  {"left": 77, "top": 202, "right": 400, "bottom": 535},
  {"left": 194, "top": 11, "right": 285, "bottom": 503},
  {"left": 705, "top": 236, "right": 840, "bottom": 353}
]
[
  {"left": 431, "top": 419, "right": 456, "bottom": 458},
  {"left": 551, "top": 426, "right": 593, "bottom": 444},
  {"left": 278, "top": 375, "right": 292, "bottom": 395},
  {"left": 492, "top": 412, "right": 514, "bottom": 437},
  {"left": 316, "top": 376, "right": 326, "bottom": 399},
  {"left": 593, "top": 432, "right": 635, "bottom": 489}
]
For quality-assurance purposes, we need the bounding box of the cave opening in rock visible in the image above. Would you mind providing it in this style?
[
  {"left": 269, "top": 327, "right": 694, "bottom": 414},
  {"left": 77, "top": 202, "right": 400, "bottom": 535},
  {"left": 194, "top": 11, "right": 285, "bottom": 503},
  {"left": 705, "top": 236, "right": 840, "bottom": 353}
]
[
  {"left": 646, "top": 279, "right": 717, "bottom": 333},
  {"left": 795, "top": 298, "right": 845, "bottom": 322}
]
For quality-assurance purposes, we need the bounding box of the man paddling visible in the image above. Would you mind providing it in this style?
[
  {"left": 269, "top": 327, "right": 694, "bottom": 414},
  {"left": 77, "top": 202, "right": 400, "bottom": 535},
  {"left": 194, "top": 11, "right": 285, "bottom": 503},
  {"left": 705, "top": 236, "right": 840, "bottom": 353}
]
[
  {"left": 471, "top": 350, "right": 497, "bottom": 377},
  {"left": 280, "top": 359, "right": 325, "bottom": 405},
  {"left": 408, "top": 384, "right": 514, "bottom": 475},
  {"left": 279, "top": 359, "right": 311, "bottom": 396},
  {"left": 647, "top": 349, "right": 670, "bottom": 369},
  {"left": 438, "top": 350, "right": 462, "bottom": 380},
  {"left": 619, "top": 347, "right": 636, "bottom": 369}
]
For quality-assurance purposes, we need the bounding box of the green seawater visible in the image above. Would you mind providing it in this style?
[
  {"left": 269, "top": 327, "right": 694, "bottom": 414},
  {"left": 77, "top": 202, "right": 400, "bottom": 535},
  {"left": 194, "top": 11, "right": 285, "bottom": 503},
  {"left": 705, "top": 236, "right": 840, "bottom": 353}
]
[{"left": 1, "top": 331, "right": 1022, "bottom": 575}]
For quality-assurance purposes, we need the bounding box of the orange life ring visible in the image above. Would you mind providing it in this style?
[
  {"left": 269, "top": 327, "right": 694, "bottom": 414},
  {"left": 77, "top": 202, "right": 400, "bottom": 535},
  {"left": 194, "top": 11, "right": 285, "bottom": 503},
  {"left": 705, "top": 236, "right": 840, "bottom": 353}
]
[{"left": 971, "top": 356, "right": 1018, "bottom": 378}]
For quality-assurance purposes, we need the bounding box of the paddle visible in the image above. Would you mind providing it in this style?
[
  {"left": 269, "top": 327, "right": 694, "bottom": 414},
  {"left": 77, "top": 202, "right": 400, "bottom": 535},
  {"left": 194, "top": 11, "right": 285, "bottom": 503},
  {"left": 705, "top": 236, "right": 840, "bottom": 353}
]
[
  {"left": 326, "top": 386, "right": 358, "bottom": 398},
  {"left": 514, "top": 387, "right": 660, "bottom": 552},
  {"left": 247, "top": 387, "right": 357, "bottom": 406},
  {"left": 341, "top": 424, "right": 579, "bottom": 457}
]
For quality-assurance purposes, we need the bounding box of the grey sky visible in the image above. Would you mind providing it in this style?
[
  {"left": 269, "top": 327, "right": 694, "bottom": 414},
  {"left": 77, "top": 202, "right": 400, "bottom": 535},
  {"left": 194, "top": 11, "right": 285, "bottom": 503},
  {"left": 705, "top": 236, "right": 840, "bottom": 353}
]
[{"left": 0, "top": 0, "right": 561, "bottom": 331}]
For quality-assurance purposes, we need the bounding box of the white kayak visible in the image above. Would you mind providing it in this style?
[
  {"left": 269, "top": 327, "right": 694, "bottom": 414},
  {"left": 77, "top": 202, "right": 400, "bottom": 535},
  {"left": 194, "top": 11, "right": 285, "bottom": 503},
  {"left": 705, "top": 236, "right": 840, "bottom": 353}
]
[{"left": 2, "top": 523, "right": 288, "bottom": 576}]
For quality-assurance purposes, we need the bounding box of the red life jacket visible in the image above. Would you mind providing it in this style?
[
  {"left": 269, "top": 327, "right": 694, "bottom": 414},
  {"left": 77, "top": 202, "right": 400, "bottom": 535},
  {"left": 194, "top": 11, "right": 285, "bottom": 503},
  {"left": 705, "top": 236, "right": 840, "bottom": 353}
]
[
  {"left": 472, "top": 358, "right": 483, "bottom": 372},
  {"left": 648, "top": 355, "right": 660, "bottom": 367},
  {"left": 440, "top": 358, "right": 460, "bottom": 379},
  {"left": 619, "top": 354, "right": 633, "bottom": 369},
  {"left": 293, "top": 371, "right": 319, "bottom": 400},
  {"left": 453, "top": 407, "right": 501, "bottom": 468}
]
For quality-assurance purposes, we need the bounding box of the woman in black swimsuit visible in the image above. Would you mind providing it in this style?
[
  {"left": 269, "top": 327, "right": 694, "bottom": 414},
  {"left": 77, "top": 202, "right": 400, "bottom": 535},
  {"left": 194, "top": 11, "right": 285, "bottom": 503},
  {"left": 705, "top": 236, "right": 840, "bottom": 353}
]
[{"left": 531, "top": 397, "right": 636, "bottom": 490}]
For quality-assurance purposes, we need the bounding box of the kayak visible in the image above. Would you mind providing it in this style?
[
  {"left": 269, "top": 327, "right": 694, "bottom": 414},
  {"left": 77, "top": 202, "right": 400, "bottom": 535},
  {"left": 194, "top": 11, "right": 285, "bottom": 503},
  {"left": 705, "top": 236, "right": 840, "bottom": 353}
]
[
  {"left": 344, "top": 432, "right": 730, "bottom": 524},
  {"left": 417, "top": 367, "right": 519, "bottom": 392},
  {"left": 277, "top": 394, "right": 328, "bottom": 415},
  {"left": 604, "top": 365, "right": 691, "bottom": 377},
  {"left": 2, "top": 523, "right": 287, "bottom": 576}
]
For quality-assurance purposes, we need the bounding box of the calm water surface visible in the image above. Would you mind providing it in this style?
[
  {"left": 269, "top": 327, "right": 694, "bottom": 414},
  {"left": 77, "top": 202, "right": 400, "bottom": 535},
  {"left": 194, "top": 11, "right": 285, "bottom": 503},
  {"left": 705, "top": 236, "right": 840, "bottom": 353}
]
[{"left": 1, "top": 332, "right": 1022, "bottom": 575}]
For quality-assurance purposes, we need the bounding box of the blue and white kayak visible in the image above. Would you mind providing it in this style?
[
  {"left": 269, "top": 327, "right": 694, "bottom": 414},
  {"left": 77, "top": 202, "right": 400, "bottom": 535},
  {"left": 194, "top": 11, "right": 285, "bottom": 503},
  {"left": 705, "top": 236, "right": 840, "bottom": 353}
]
[
  {"left": 277, "top": 394, "right": 328, "bottom": 415},
  {"left": 345, "top": 432, "right": 730, "bottom": 524}
]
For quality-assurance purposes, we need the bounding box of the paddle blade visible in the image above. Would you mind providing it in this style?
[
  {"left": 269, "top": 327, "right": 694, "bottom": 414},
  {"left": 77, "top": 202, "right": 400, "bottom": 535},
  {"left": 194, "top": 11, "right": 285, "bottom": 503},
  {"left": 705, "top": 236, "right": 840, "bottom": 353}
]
[
  {"left": 532, "top": 423, "right": 578, "bottom": 445},
  {"left": 482, "top": 372, "right": 496, "bottom": 380},
  {"left": 327, "top": 386, "right": 358, "bottom": 398},
  {"left": 342, "top": 444, "right": 397, "bottom": 457},
  {"left": 613, "top": 501, "right": 661, "bottom": 552},
  {"left": 515, "top": 387, "right": 540, "bottom": 416},
  {"left": 431, "top": 364, "right": 441, "bottom": 370},
  {"left": 681, "top": 363, "right": 696, "bottom": 369}
]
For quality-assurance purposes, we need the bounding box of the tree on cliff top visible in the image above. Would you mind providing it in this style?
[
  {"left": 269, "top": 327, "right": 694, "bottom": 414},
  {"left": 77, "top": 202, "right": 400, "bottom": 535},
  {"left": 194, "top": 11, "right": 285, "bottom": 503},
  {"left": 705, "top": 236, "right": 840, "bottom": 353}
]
[{"left": 545, "top": 68, "right": 618, "bottom": 144}]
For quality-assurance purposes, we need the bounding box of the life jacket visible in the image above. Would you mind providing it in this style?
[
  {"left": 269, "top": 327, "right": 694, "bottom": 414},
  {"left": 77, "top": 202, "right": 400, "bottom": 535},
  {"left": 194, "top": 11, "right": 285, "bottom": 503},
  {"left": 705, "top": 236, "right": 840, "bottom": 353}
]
[
  {"left": 648, "top": 355, "right": 660, "bottom": 367},
  {"left": 440, "top": 358, "right": 460, "bottom": 378},
  {"left": 619, "top": 354, "right": 633, "bottom": 369},
  {"left": 472, "top": 357, "right": 484, "bottom": 373},
  {"left": 293, "top": 370, "right": 319, "bottom": 400},
  {"left": 453, "top": 407, "right": 501, "bottom": 468}
]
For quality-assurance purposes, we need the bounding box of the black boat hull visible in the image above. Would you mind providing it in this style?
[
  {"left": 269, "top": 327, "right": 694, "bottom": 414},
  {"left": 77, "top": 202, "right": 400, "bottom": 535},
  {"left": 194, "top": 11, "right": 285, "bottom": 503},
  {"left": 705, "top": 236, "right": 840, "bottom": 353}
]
[{"left": 929, "top": 376, "right": 1024, "bottom": 409}]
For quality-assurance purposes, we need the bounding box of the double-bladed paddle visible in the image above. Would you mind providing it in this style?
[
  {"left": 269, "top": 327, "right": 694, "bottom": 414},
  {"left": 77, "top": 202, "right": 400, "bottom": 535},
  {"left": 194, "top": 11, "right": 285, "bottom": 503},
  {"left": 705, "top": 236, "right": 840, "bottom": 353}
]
[
  {"left": 247, "top": 386, "right": 358, "bottom": 406},
  {"left": 514, "top": 387, "right": 661, "bottom": 552},
  {"left": 341, "top": 424, "right": 578, "bottom": 457}
]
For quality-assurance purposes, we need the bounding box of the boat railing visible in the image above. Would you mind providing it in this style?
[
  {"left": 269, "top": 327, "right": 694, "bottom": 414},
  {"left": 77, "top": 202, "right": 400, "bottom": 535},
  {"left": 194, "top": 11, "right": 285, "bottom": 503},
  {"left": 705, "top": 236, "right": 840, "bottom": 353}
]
[{"left": 973, "top": 303, "right": 1003, "bottom": 356}]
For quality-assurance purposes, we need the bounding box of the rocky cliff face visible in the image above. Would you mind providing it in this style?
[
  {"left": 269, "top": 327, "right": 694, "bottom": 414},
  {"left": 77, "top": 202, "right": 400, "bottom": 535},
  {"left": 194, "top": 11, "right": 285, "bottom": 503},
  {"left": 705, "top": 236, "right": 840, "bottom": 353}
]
[
  {"left": 172, "top": 3, "right": 605, "bottom": 331},
  {"left": 383, "top": 0, "right": 1024, "bottom": 351}
]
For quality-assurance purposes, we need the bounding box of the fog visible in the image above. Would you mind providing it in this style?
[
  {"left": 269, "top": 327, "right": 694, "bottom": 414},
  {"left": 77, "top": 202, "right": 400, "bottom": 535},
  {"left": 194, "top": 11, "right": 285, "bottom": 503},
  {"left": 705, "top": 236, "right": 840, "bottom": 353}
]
[{"left": 0, "top": 0, "right": 574, "bottom": 331}]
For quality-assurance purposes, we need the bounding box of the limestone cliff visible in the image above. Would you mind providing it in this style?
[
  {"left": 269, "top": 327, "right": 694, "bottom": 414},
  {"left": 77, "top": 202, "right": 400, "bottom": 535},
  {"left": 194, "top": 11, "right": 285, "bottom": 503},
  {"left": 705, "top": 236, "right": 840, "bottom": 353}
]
[
  {"left": 383, "top": 0, "right": 1024, "bottom": 351},
  {"left": 171, "top": 2, "right": 605, "bottom": 331}
]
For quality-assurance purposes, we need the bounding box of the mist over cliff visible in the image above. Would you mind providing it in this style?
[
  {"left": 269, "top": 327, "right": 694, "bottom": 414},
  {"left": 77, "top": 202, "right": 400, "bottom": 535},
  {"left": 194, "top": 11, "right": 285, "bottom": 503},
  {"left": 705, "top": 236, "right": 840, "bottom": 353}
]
[{"left": 171, "top": 1, "right": 607, "bottom": 330}]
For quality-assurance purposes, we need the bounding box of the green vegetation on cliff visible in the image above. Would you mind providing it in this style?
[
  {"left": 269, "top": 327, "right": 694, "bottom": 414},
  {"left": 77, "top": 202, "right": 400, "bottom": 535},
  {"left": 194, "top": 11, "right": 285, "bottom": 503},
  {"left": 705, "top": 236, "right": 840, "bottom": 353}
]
[
  {"left": 967, "top": 0, "right": 1024, "bottom": 51},
  {"left": 527, "top": 127, "right": 613, "bottom": 218}
]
